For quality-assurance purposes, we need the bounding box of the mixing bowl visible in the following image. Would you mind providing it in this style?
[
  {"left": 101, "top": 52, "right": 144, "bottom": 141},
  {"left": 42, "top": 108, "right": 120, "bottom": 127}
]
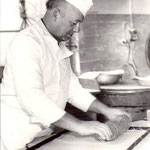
[
  {"left": 96, "top": 70, "right": 124, "bottom": 85},
  {"left": 133, "top": 76, "right": 150, "bottom": 86}
]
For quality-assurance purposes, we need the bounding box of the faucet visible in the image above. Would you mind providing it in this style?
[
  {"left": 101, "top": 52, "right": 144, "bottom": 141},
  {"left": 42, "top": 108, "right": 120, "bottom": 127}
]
[{"left": 122, "top": 22, "right": 139, "bottom": 76}]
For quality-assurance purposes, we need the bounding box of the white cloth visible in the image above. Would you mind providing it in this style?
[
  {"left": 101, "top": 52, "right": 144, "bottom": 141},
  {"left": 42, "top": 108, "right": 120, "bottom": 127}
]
[
  {"left": 0, "top": 20, "right": 95, "bottom": 149},
  {"left": 65, "top": 0, "right": 93, "bottom": 16}
]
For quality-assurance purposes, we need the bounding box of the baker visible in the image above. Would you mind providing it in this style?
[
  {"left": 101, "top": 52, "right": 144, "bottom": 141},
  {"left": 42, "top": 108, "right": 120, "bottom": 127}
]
[{"left": 0, "top": 0, "right": 131, "bottom": 149}]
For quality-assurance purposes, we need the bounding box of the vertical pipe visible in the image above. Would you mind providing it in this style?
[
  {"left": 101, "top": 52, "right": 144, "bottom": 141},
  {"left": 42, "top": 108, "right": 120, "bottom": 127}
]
[
  {"left": 70, "top": 25, "right": 81, "bottom": 77},
  {"left": 129, "top": 0, "right": 134, "bottom": 28}
]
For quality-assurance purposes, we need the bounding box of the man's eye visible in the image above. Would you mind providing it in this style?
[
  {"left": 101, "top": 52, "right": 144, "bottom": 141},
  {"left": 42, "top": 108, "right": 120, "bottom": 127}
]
[{"left": 71, "top": 22, "right": 77, "bottom": 26}]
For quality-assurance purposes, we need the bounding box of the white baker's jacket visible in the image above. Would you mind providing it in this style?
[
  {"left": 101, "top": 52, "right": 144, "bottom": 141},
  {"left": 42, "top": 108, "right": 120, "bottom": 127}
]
[{"left": 1, "top": 20, "right": 95, "bottom": 148}]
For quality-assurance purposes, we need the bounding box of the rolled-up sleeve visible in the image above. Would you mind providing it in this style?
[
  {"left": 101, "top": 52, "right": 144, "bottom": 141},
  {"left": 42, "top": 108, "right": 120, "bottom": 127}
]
[
  {"left": 9, "top": 36, "right": 65, "bottom": 127},
  {"left": 68, "top": 69, "right": 96, "bottom": 112}
]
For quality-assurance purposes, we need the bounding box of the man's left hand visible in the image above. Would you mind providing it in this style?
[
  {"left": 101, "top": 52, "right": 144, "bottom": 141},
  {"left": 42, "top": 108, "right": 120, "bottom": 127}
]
[{"left": 105, "top": 107, "right": 131, "bottom": 120}]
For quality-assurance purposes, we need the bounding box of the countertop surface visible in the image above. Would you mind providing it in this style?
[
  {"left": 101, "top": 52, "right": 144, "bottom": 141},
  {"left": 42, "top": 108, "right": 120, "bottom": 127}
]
[{"left": 28, "top": 120, "right": 150, "bottom": 150}]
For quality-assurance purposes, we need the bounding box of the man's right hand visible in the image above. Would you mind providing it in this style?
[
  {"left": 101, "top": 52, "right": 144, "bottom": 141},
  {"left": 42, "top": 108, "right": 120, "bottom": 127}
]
[
  {"left": 53, "top": 113, "right": 112, "bottom": 141},
  {"left": 78, "top": 120, "right": 112, "bottom": 141}
]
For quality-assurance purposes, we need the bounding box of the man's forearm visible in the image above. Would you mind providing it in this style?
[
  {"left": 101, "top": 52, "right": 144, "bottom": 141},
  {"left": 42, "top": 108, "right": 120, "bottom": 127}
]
[
  {"left": 88, "top": 99, "right": 131, "bottom": 120},
  {"left": 52, "top": 113, "right": 83, "bottom": 133},
  {"left": 88, "top": 99, "right": 110, "bottom": 115}
]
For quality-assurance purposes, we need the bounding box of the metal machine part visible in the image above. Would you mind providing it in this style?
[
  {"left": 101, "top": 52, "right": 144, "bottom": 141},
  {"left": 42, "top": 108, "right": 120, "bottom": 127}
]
[{"left": 146, "top": 33, "right": 150, "bottom": 69}]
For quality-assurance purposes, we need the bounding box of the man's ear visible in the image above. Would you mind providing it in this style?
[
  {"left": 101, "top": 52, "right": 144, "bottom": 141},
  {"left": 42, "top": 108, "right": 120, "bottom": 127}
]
[{"left": 52, "top": 8, "right": 61, "bottom": 21}]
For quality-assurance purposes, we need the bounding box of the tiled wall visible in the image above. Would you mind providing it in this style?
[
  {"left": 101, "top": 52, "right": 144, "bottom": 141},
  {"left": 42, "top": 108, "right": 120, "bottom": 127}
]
[{"left": 79, "top": 13, "right": 150, "bottom": 80}]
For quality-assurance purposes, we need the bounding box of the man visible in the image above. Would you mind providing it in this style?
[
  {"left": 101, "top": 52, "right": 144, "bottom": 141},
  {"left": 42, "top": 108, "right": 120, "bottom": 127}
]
[{"left": 0, "top": 0, "right": 130, "bottom": 149}]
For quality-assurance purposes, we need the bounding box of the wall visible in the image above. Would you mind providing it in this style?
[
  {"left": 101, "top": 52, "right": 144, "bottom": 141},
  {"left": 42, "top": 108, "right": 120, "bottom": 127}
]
[
  {"left": 0, "top": 0, "right": 22, "bottom": 80},
  {"left": 91, "top": 0, "right": 150, "bottom": 14},
  {"left": 0, "top": 0, "right": 47, "bottom": 66},
  {"left": 79, "top": 0, "right": 150, "bottom": 81},
  {"left": 0, "top": 0, "right": 47, "bottom": 80}
]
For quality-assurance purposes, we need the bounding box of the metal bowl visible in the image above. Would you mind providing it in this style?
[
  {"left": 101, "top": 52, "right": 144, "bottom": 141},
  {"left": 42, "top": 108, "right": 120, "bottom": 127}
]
[
  {"left": 96, "top": 70, "right": 124, "bottom": 85},
  {"left": 133, "top": 76, "right": 150, "bottom": 86}
]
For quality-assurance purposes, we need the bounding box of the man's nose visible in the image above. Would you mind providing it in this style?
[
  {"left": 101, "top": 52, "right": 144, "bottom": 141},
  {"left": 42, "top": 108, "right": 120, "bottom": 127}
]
[{"left": 73, "top": 23, "right": 80, "bottom": 33}]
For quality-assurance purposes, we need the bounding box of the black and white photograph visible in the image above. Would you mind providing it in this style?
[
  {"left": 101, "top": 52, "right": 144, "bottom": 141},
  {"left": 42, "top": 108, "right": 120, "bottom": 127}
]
[{"left": 0, "top": 0, "right": 150, "bottom": 149}]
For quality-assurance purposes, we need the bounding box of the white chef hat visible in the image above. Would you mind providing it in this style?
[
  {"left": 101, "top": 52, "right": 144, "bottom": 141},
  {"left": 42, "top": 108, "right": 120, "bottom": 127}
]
[{"left": 65, "top": 0, "right": 93, "bottom": 16}]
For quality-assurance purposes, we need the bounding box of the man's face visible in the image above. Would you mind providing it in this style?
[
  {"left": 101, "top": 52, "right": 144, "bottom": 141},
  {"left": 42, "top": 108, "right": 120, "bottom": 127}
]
[{"left": 53, "top": 4, "right": 84, "bottom": 41}]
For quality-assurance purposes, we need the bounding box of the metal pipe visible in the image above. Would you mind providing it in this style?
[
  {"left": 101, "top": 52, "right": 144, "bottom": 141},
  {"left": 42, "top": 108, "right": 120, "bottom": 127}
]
[{"left": 70, "top": 25, "right": 81, "bottom": 77}]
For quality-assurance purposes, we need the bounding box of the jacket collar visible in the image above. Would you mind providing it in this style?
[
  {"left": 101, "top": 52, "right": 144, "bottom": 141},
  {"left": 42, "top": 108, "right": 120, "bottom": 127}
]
[{"left": 38, "top": 20, "right": 73, "bottom": 60}]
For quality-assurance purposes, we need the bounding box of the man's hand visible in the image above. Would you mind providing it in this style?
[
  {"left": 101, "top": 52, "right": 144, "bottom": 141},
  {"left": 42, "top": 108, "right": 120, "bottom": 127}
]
[
  {"left": 53, "top": 113, "right": 112, "bottom": 141},
  {"left": 78, "top": 120, "right": 112, "bottom": 141},
  {"left": 105, "top": 107, "right": 131, "bottom": 120},
  {"left": 88, "top": 99, "right": 131, "bottom": 120}
]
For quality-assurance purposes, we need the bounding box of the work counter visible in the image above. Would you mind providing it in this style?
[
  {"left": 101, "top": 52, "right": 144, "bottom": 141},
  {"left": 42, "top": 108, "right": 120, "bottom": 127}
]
[
  {"left": 26, "top": 83, "right": 150, "bottom": 150},
  {"left": 27, "top": 121, "right": 150, "bottom": 150}
]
